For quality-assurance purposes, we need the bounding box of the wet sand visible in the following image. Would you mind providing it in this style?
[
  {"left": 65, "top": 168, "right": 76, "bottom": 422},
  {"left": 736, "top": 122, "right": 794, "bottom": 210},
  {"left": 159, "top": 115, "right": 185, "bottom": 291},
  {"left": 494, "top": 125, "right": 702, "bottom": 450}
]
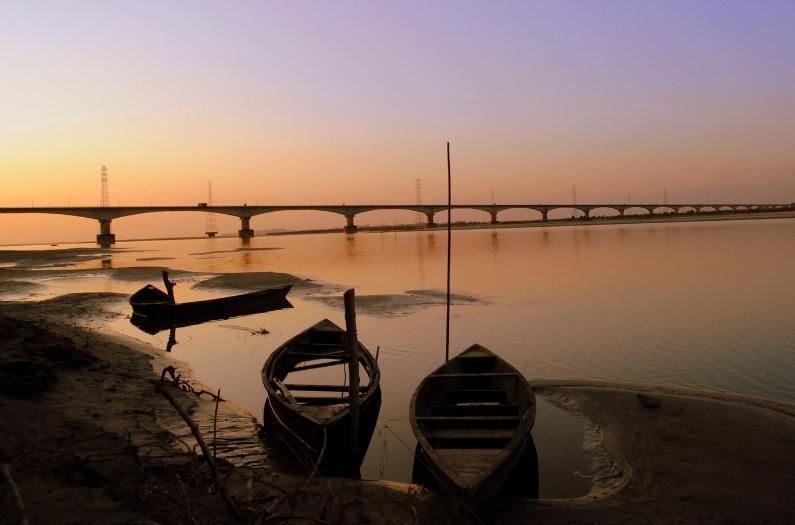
[{"left": 1, "top": 291, "right": 794, "bottom": 523}]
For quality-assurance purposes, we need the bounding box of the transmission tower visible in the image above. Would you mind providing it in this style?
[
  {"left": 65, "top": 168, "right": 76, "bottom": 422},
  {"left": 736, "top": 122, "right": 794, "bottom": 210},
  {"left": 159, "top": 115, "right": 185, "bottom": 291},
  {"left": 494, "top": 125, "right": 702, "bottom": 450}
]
[
  {"left": 100, "top": 165, "right": 110, "bottom": 207},
  {"left": 205, "top": 181, "right": 218, "bottom": 237},
  {"left": 415, "top": 178, "right": 422, "bottom": 225}
]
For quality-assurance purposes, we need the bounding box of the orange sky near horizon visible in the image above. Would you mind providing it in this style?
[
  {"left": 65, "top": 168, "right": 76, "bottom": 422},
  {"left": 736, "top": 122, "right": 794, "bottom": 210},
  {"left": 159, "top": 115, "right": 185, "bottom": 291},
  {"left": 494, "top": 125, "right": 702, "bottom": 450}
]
[{"left": 1, "top": 1, "right": 793, "bottom": 244}]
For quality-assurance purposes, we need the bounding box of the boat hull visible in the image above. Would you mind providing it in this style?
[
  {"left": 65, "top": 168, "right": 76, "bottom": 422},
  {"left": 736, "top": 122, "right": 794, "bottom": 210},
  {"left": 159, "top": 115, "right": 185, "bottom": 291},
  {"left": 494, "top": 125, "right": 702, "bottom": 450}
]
[
  {"left": 261, "top": 319, "right": 382, "bottom": 476},
  {"left": 130, "top": 284, "right": 292, "bottom": 322},
  {"left": 263, "top": 385, "right": 381, "bottom": 475},
  {"left": 410, "top": 344, "right": 535, "bottom": 508}
]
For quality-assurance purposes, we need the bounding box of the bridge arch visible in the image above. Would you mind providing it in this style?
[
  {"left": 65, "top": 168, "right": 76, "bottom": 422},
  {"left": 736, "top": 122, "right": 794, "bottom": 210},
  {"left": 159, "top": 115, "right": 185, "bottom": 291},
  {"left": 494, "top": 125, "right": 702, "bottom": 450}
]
[
  {"left": 544, "top": 206, "right": 587, "bottom": 220},
  {"left": 651, "top": 206, "right": 677, "bottom": 214},
  {"left": 353, "top": 208, "right": 428, "bottom": 227},
  {"left": 622, "top": 206, "right": 653, "bottom": 216},
  {"left": 0, "top": 213, "right": 98, "bottom": 245},
  {"left": 587, "top": 206, "right": 622, "bottom": 217},
  {"left": 429, "top": 207, "right": 494, "bottom": 224},
  {"left": 244, "top": 208, "right": 350, "bottom": 232},
  {"left": 491, "top": 207, "right": 545, "bottom": 222}
]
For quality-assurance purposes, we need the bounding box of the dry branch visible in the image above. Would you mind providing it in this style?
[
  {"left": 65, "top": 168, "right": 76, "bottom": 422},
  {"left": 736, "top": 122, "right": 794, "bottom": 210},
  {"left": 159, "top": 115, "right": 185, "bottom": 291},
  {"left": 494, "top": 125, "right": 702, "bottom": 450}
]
[
  {"left": 0, "top": 442, "right": 28, "bottom": 525},
  {"left": 155, "top": 382, "right": 243, "bottom": 521}
]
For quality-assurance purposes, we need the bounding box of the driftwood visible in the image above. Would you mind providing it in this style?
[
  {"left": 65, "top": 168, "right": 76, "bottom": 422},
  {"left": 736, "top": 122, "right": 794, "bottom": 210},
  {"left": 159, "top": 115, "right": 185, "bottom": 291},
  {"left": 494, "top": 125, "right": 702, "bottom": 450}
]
[
  {"left": 213, "top": 388, "right": 221, "bottom": 459},
  {"left": 160, "top": 366, "right": 225, "bottom": 400},
  {"left": 0, "top": 443, "right": 29, "bottom": 525},
  {"left": 155, "top": 382, "right": 243, "bottom": 521}
]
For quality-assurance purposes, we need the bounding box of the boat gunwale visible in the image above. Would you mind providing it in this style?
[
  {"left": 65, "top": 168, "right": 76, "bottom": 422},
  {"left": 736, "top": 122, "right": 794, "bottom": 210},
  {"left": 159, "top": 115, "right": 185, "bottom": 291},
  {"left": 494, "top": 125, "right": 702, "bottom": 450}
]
[
  {"left": 262, "top": 318, "right": 381, "bottom": 428},
  {"left": 409, "top": 344, "right": 535, "bottom": 496}
]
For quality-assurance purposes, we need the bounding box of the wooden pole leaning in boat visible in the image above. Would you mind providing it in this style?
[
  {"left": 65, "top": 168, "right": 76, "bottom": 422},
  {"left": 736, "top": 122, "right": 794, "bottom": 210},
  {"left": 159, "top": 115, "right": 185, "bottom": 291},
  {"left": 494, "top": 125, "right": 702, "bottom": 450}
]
[
  {"left": 161, "top": 270, "right": 176, "bottom": 304},
  {"left": 343, "top": 289, "right": 361, "bottom": 455}
]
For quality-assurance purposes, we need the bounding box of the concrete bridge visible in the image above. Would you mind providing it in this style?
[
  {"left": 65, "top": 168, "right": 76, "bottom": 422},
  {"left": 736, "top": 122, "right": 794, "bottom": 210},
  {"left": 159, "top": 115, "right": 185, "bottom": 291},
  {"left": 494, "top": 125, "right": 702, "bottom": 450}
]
[{"left": 0, "top": 202, "right": 791, "bottom": 246}]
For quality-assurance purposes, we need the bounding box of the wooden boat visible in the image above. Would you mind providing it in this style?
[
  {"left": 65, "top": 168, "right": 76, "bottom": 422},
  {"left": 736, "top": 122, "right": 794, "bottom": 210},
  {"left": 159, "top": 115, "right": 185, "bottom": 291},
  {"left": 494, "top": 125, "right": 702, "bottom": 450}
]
[
  {"left": 129, "top": 283, "right": 292, "bottom": 321},
  {"left": 410, "top": 344, "right": 535, "bottom": 509},
  {"left": 261, "top": 319, "right": 381, "bottom": 473}
]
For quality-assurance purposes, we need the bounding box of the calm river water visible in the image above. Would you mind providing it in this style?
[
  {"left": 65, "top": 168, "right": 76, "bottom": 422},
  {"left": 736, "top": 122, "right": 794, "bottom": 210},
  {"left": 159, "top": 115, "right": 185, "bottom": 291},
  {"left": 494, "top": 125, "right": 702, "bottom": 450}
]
[{"left": 7, "top": 218, "right": 795, "bottom": 496}]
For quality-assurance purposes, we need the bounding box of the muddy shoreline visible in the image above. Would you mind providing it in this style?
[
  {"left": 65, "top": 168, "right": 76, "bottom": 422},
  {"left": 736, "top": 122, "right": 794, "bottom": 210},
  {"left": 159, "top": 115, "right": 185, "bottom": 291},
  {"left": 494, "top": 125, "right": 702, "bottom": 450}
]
[{"left": 1, "top": 292, "right": 794, "bottom": 523}]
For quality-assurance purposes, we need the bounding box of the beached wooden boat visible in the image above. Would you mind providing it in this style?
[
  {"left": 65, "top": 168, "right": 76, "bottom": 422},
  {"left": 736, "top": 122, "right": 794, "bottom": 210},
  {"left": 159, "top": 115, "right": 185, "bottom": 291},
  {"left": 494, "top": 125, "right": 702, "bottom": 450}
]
[
  {"left": 129, "top": 283, "right": 292, "bottom": 321},
  {"left": 410, "top": 344, "right": 535, "bottom": 508},
  {"left": 261, "top": 319, "right": 381, "bottom": 473}
]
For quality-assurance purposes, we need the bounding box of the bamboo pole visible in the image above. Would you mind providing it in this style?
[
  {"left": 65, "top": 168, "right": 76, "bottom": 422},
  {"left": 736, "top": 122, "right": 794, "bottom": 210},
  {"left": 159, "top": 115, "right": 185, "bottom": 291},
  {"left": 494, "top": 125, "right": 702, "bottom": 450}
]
[
  {"left": 343, "top": 289, "right": 360, "bottom": 455},
  {"left": 445, "top": 141, "right": 452, "bottom": 362}
]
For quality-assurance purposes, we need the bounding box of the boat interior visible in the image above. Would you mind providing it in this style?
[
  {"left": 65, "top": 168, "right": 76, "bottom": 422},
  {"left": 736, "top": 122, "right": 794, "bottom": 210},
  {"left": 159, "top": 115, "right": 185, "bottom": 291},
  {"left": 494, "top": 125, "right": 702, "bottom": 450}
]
[
  {"left": 415, "top": 345, "right": 531, "bottom": 452},
  {"left": 269, "top": 321, "right": 375, "bottom": 417}
]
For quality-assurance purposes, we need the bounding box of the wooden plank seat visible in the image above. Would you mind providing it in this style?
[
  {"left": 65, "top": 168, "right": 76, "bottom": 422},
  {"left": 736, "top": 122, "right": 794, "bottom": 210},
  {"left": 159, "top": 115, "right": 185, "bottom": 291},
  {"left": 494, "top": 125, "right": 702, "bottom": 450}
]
[
  {"left": 292, "top": 359, "right": 347, "bottom": 372},
  {"left": 441, "top": 388, "right": 509, "bottom": 404},
  {"left": 284, "top": 383, "right": 371, "bottom": 392},
  {"left": 429, "top": 372, "right": 519, "bottom": 379},
  {"left": 294, "top": 395, "right": 352, "bottom": 405},
  {"left": 292, "top": 342, "right": 347, "bottom": 353},
  {"left": 286, "top": 350, "right": 347, "bottom": 360},
  {"left": 431, "top": 403, "right": 520, "bottom": 417},
  {"left": 424, "top": 428, "right": 515, "bottom": 448},
  {"left": 415, "top": 415, "right": 520, "bottom": 429}
]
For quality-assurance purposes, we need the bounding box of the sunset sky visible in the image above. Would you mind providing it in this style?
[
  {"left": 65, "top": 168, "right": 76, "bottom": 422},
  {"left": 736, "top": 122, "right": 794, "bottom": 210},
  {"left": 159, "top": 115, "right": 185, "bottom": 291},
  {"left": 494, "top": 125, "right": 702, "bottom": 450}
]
[{"left": 1, "top": 1, "right": 794, "bottom": 243}]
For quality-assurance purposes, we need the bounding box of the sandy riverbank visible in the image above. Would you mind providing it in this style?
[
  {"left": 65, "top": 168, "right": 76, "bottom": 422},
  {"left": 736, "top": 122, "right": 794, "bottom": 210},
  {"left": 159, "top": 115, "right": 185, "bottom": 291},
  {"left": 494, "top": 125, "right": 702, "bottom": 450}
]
[{"left": 1, "top": 294, "right": 794, "bottom": 524}]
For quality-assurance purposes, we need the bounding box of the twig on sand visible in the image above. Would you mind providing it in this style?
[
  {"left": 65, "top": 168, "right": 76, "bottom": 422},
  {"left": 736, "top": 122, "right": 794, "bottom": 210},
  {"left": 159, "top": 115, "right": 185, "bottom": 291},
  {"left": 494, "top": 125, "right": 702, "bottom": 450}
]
[
  {"left": 155, "top": 382, "right": 243, "bottom": 521},
  {"left": 213, "top": 387, "right": 221, "bottom": 460},
  {"left": 0, "top": 443, "right": 29, "bottom": 525},
  {"left": 160, "top": 366, "right": 225, "bottom": 400}
]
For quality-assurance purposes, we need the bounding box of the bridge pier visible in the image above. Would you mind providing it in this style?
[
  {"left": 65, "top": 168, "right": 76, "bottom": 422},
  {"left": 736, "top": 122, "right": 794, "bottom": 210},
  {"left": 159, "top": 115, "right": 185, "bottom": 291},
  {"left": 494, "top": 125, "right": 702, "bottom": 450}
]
[
  {"left": 489, "top": 211, "right": 499, "bottom": 224},
  {"left": 541, "top": 209, "right": 548, "bottom": 222},
  {"left": 344, "top": 215, "right": 358, "bottom": 234},
  {"left": 96, "top": 219, "right": 115, "bottom": 247},
  {"left": 238, "top": 217, "right": 254, "bottom": 239},
  {"left": 425, "top": 212, "right": 436, "bottom": 228},
  {"left": 583, "top": 208, "right": 591, "bottom": 220}
]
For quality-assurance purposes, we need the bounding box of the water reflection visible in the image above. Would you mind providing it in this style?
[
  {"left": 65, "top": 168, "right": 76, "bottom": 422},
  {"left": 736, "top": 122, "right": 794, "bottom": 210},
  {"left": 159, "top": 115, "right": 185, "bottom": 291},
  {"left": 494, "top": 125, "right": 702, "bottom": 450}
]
[
  {"left": 426, "top": 231, "right": 437, "bottom": 254},
  {"left": 345, "top": 234, "right": 359, "bottom": 259}
]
